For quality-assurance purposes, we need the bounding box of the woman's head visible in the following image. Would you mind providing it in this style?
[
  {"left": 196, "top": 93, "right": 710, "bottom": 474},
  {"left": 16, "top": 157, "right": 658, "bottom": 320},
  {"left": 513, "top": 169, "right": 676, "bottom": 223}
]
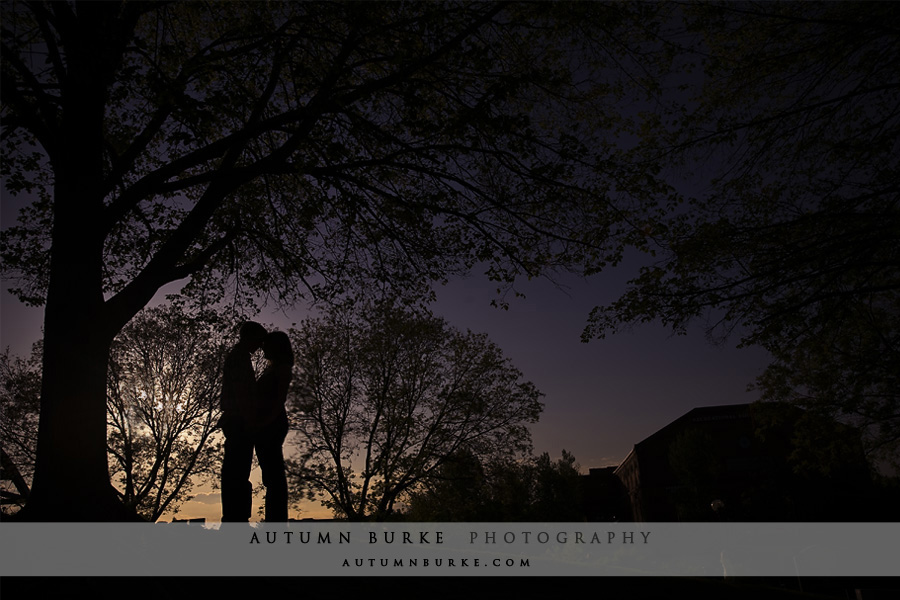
[{"left": 263, "top": 330, "right": 294, "bottom": 366}]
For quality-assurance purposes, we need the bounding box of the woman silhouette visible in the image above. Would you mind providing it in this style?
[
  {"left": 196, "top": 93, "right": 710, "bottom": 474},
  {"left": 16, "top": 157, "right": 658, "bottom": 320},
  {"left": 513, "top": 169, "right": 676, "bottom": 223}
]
[{"left": 254, "top": 330, "right": 293, "bottom": 522}]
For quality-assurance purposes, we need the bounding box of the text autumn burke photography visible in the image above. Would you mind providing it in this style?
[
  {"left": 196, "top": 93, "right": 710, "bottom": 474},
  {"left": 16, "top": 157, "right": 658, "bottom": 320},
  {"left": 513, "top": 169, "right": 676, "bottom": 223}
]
[{"left": 247, "top": 529, "right": 652, "bottom": 545}]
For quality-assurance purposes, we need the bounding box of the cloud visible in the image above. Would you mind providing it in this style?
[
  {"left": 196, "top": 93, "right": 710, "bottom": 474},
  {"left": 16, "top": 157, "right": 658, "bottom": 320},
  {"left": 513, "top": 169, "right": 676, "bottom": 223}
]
[{"left": 189, "top": 492, "right": 221, "bottom": 505}]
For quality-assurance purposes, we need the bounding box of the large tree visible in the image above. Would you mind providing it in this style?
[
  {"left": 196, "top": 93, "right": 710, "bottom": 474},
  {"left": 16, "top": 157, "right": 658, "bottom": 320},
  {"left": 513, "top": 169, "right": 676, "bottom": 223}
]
[
  {"left": 584, "top": 2, "right": 900, "bottom": 465},
  {"left": 1, "top": 2, "right": 665, "bottom": 519},
  {"left": 288, "top": 299, "right": 542, "bottom": 521}
]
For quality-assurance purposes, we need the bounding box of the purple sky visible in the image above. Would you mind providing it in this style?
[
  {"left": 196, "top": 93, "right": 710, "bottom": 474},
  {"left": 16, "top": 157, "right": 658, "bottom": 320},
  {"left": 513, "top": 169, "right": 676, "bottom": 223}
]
[
  {"left": 1, "top": 183, "right": 771, "bottom": 520},
  {"left": 0, "top": 3, "right": 779, "bottom": 519},
  {"left": 429, "top": 264, "right": 771, "bottom": 470},
  {"left": 1, "top": 251, "right": 771, "bottom": 520},
  {"left": 0, "top": 246, "right": 769, "bottom": 470}
]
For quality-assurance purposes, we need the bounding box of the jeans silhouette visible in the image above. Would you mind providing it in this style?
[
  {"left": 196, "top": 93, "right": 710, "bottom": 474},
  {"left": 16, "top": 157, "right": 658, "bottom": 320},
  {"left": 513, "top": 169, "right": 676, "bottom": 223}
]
[{"left": 220, "top": 417, "right": 288, "bottom": 522}]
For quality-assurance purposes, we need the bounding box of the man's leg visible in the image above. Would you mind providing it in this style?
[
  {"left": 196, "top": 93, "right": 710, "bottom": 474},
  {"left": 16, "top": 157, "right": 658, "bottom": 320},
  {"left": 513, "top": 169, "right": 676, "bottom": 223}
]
[{"left": 221, "top": 429, "right": 254, "bottom": 522}]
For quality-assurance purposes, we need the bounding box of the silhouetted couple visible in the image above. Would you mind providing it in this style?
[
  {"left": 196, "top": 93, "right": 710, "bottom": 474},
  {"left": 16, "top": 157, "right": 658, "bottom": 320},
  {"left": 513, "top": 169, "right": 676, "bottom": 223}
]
[{"left": 219, "top": 321, "right": 293, "bottom": 522}]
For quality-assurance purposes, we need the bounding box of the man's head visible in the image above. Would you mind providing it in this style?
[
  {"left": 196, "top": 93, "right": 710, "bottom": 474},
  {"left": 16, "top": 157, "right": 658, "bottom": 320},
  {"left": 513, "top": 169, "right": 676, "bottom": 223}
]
[{"left": 238, "top": 321, "right": 267, "bottom": 352}]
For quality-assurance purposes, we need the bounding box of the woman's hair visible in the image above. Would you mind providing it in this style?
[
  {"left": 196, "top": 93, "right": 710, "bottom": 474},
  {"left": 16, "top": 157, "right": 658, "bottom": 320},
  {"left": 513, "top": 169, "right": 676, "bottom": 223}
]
[{"left": 263, "top": 330, "right": 294, "bottom": 366}]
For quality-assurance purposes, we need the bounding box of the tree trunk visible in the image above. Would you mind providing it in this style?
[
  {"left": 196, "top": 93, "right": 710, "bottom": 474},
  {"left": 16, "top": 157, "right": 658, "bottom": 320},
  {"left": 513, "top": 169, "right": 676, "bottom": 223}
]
[
  {"left": 21, "top": 319, "right": 139, "bottom": 521},
  {"left": 14, "top": 3, "right": 144, "bottom": 521},
  {"left": 16, "top": 167, "right": 142, "bottom": 522}
]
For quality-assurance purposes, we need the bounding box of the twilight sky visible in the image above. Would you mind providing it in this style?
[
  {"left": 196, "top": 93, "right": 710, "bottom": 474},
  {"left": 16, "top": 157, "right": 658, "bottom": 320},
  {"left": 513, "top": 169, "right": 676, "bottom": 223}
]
[
  {"left": 0, "top": 20, "right": 769, "bottom": 518},
  {"left": 430, "top": 262, "right": 772, "bottom": 470},
  {"left": 1, "top": 239, "right": 771, "bottom": 521}
]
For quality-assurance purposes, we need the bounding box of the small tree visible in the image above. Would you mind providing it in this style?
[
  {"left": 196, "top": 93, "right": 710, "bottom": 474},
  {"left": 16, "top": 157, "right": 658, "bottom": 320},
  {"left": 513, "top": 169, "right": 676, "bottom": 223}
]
[
  {"left": 400, "top": 449, "right": 492, "bottom": 522},
  {"left": 404, "top": 450, "right": 586, "bottom": 522},
  {"left": 0, "top": 344, "right": 42, "bottom": 513},
  {"left": 288, "top": 299, "right": 542, "bottom": 520},
  {"left": 528, "top": 450, "right": 585, "bottom": 521},
  {"left": 106, "top": 304, "right": 230, "bottom": 521}
]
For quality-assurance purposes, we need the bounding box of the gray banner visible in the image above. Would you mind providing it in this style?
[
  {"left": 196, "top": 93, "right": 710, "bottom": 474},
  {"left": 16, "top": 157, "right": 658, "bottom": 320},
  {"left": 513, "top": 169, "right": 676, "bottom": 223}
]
[{"left": 1, "top": 522, "right": 897, "bottom": 577}]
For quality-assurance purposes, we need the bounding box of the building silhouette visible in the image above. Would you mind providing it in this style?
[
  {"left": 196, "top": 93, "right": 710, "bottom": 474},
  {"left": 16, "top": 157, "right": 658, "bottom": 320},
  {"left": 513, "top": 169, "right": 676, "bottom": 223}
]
[
  {"left": 612, "top": 403, "right": 877, "bottom": 522},
  {"left": 580, "top": 466, "right": 632, "bottom": 522}
]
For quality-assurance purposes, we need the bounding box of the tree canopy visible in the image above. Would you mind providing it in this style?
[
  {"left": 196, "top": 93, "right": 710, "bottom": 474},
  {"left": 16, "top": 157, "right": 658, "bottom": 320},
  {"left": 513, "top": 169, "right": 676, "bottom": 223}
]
[
  {"left": 0, "top": 306, "right": 231, "bottom": 520},
  {"left": 0, "top": 344, "right": 41, "bottom": 512},
  {"left": 584, "top": 1, "right": 900, "bottom": 465},
  {"left": 1, "top": 1, "right": 661, "bottom": 313},
  {"left": 0, "top": 1, "right": 667, "bottom": 519},
  {"left": 287, "top": 299, "right": 542, "bottom": 521},
  {"left": 404, "top": 449, "right": 587, "bottom": 522},
  {"left": 107, "top": 304, "right": 229, "bottom": 521}
]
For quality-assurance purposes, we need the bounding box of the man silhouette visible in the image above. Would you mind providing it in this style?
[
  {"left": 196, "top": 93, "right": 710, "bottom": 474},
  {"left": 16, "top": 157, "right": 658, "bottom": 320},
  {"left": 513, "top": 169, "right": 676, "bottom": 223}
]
[{"left": 219, "top": 321, "right": 267, "bottom": 522}]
